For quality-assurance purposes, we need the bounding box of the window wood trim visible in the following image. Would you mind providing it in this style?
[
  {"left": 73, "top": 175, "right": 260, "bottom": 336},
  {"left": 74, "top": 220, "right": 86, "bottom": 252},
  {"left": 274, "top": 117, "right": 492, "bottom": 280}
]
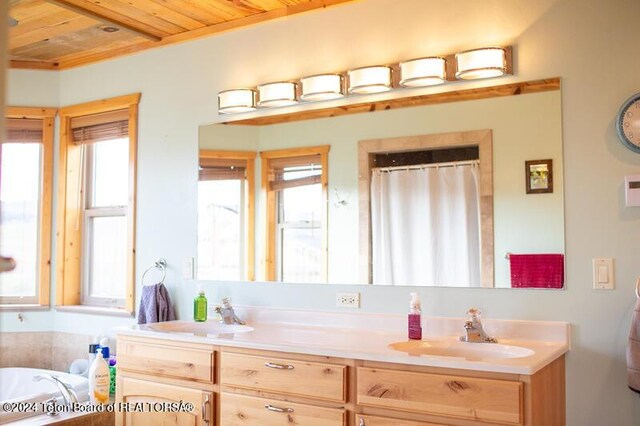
[
  {"left": 260, "top": 145, "right": 330, "bottom": 282},
  {"left": 1, "top": 107, "right": 57, "bottom": 306},
  {"left": 358, "top": 130, "right": 494, "bottom": 287},
  {"left": 199, "top": 149, "right": 257, "bottom": 281},
  {"left": 56, "top": 94, "right": 140, "bottom": 314}
]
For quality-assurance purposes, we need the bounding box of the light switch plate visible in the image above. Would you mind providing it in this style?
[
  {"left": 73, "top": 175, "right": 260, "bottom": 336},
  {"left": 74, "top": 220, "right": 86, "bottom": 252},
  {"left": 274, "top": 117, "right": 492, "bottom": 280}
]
[
  {"left": 183, "top": 257, "right": 194, "bottom": 280},
  {"left": 593, "top": 258, "right": 614, "bottom": 289}
]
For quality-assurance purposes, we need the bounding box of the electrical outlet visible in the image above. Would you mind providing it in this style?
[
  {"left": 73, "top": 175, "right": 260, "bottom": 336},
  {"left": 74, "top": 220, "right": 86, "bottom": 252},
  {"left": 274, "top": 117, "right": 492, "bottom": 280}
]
[{"left": 336, "top": 292, "right": 360, "bottom": 308}]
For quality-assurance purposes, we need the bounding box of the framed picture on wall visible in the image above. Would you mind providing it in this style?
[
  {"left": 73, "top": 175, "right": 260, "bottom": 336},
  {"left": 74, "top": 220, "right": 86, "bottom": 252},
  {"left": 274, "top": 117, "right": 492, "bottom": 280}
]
[{"left": 525, "top": 159, "right": 553, "bottom": 194}]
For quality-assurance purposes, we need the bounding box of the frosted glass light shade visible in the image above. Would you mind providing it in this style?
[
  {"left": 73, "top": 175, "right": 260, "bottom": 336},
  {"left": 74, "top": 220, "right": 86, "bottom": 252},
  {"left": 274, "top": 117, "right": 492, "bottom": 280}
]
[
  {"left": 300, "top": 74, "right": 344, "bottom": 101},
  {"left": 218, "top": 89, "right": 256, "bottom": 114},
  {"left": 257, "top": 82, "right": 298, "bottom": 107},
  {"left": 399, "top": 57, "right": 446, "bottom": 87},
  {"left": 455, "top": 47, "right": 507, "bottom": 80},
  {"left": 348, "top": 66, "right": 392, "bottom": 94}
]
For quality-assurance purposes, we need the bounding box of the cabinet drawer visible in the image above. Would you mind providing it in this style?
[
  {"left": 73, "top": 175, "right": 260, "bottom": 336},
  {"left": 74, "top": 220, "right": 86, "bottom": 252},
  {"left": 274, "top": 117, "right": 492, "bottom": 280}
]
[
  {"left": 357, "top": 367, "right": 523, "bottom": 425},
  {"left": 220, "top": 392, "right": 345, "bottom": 426},
  {"left": 356, "top": 414, "right": 445, "bottom": 426},
  {"left": 220, "top": 352, "right": 347, "bottom": 402},
  {"left": 118, "top": 338, "right": 214, "bottom": 383}
]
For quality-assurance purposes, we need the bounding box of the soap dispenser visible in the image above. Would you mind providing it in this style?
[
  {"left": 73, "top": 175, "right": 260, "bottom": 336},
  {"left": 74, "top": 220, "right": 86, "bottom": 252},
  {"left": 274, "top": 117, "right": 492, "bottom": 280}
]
[
  {"left": 408, "top": 292, "right": 422, "bottom": 340},
  {"left": 194, "top": 288, "right": 208, "bottom": 322}
]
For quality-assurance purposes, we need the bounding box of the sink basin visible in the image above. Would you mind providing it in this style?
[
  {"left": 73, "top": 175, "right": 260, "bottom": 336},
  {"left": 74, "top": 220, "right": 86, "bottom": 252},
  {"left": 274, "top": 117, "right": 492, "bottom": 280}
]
[
  {"left": 144, "top": 320, "right": 253, "bottom": 336},
  {"left": 388, "top": 340, "right": 534, "bottom": 360}
]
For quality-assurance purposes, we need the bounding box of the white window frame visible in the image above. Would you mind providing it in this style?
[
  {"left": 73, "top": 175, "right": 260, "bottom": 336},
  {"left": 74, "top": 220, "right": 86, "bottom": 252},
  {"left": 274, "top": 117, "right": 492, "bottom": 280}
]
[
  {"left": 80, "top": 142, "right": 128, "bottom": 308},
  {"left": 275, "top": 183, "right": 322, "bottom": 282}
]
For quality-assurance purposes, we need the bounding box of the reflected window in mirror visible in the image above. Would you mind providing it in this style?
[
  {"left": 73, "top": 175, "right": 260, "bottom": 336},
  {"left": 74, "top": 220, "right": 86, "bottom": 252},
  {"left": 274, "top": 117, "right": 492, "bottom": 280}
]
[
  {"left": 198, "top": 150, "right": 256, "bottom": 281},
  {"left": 359, "top": 130, "right": 494, "bottom": 287},
  {"left": 261, "top": 146, "right": 329, "bottom": 282}
]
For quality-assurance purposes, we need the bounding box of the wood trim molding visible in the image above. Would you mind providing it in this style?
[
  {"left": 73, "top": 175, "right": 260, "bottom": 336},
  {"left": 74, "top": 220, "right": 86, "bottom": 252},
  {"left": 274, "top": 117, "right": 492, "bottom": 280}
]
[
  {"left": 1, "top": 110, "right": 55, "bottom": 305},
  {"left": 198, "top": 149, "right": 257, "bottom": 281},
  {"left": 56, "top": 94, "right": 140, "bottom": 313},
  {"left": 6, "top": 107, "right": 57, "bottom": 119},
  {"left": 358, "top": 130, "right": 494, "bottom": 287},
  {"left": 59, "top": 93, "right": 141, "bottom": 118},
  {"left": 260, "top": 145, "right": 330, "bottom": 282},
  {"left": 225, "top": 78, "right": 560, "bottom": 126}
]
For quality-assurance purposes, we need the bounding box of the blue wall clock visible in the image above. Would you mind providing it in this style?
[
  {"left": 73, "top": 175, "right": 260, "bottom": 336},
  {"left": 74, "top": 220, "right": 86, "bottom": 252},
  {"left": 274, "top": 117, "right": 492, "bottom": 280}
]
[{"left": 617, "top": 93, "right": 640, "bottom": 153}]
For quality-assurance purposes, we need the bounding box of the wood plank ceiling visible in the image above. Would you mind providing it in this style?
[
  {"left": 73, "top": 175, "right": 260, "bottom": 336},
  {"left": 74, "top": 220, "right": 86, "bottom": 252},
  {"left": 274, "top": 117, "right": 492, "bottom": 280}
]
[{"left": 8, "top": 0, "right": 355, "bottom": 70}]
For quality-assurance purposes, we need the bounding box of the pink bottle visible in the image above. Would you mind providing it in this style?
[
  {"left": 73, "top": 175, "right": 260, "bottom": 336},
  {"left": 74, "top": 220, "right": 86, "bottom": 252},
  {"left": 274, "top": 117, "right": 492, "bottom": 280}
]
[{"left": 408, "top": 292, "right": 422, "bottom": 340}]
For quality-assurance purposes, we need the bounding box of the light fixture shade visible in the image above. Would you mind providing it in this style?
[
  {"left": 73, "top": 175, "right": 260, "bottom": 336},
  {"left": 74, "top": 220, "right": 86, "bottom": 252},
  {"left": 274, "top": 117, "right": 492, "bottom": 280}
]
[
  {"left": 218, "top": 89, "right": 256, "bottom": 114},
  {"left": 455, "top": 47, "right": 507, "bottom": 80},
  {"left": 348, "top": 66, "right": 392, "bottom": 94},
  {"left": 300, "top": 74, "right": 344, "bottom": 101},
  {"left": 399, "top": 57, "right": 446, "bottom": 87},
  {"left": 257, "top": 82, "right": 298, "bottom": 107}
]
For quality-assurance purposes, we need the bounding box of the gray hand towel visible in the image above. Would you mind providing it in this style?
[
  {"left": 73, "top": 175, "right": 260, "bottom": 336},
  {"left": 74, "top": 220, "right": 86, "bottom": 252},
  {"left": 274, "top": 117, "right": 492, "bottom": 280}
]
[
  {"left": 137, "top": 283, "right": 176, "bottom": 325},
  {"left": 627, "top": 298, "right": 640, "bottom": 393}
]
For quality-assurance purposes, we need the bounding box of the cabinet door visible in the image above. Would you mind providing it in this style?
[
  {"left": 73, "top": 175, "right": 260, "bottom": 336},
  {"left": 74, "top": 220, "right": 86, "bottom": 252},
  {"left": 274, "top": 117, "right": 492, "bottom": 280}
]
[
  {"left": 220, "top": 392, "right": 345, "bottom": 426},
  {"left": 116, "top": 376, "right": 213, "bottom": 426}
]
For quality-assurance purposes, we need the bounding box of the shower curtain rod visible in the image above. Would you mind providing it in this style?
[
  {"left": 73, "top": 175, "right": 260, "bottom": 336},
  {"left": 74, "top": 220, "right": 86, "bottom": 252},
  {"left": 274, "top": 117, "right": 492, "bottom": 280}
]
[{"left": 373, "top": 159, "right": 479, "bottom": 173}]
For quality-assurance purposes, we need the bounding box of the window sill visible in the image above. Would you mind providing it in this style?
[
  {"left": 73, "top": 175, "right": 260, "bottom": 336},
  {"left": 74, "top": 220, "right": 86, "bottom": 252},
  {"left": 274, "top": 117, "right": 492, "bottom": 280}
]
[
  {"left": 0, "top": 304, "right": 50, "bottom": 312},
  {"left": 56, "top": 305, "right": 133, "bottom": 318}
]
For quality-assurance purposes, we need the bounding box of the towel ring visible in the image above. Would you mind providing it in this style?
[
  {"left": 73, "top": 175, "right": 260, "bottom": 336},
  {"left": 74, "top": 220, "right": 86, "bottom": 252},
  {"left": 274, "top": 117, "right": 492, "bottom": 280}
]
[
  {"left": 142, "top": 258, "right": 167, "bottom": 286},
  {"left": 635, "top": 278, "right": 640, "bottom": 299}
]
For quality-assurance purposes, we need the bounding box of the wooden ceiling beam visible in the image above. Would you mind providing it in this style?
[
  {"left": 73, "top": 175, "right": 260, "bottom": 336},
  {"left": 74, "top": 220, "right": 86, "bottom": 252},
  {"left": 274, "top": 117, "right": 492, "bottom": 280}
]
[{"left": 44, "top": 0, "right": 163, "bottom": 41}]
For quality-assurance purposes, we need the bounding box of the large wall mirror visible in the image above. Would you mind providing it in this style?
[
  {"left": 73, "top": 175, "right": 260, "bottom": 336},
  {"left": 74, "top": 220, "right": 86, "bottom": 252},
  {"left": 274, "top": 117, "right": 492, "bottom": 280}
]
[{"left": 198, "top": 85, "right": 564, "bottom": 288}]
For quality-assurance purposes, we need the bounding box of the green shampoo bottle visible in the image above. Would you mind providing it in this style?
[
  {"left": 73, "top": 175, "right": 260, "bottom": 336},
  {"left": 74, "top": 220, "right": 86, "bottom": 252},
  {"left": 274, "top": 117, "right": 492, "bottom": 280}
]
[{"left": 194, "top": 290, "right": 207, "bottom": 322}]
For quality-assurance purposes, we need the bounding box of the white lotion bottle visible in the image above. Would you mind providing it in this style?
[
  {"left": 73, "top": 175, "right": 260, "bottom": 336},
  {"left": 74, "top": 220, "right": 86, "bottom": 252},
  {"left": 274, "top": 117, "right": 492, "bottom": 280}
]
[{"left": 88, "top": 347, "right": 110, "bottom": 404}]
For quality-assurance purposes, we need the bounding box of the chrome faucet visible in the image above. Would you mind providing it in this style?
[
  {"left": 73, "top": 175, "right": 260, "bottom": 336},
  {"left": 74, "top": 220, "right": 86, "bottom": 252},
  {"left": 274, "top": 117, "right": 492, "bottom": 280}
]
[
  {"left": 34, "top": 374, "right": 79, "bottom": 405},
  {"left": 459, "top": 308, "right": 497, "bottom": 343},
  {"left": 214, "top": 297, "right": 245, "bottom": 325}
]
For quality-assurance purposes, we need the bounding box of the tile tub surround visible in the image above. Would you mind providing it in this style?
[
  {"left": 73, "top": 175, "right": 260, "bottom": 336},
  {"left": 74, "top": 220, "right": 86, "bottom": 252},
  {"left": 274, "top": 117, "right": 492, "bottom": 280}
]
[
  {"left": 0, "top": 332, "right": 109, "bottom": 372},
  {"left": 116, "top": 306, "right": 570, "bottom": 375}
]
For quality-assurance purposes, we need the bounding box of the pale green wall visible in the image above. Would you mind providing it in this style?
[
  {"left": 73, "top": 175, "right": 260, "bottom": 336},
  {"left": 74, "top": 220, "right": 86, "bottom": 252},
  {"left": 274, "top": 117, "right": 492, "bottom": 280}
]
[
  {"left": 200, "top": 91, "right": 564, "bottom": 286},
  {"left": 3, "top": 0, "right": 640, "bottom": 424}
]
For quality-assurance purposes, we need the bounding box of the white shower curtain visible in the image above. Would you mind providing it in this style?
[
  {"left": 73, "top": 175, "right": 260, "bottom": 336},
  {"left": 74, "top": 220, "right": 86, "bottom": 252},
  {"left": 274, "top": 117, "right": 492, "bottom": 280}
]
[{"left": 371, "top": 162, "right": 481, "bottom": 286}]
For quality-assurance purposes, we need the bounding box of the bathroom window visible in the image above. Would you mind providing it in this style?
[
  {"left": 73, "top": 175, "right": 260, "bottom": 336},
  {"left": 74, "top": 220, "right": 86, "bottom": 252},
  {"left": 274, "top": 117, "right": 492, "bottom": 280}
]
[
  {"left": 82, "top": 137, "right": 129, "bottom": 307},
  {"left": 57, "top": 94, "right": 139, "bottom": 313},
  {"left": 261, "top": 146, "right": 329, "bottom": 282},
  {"left": 198, "top": 150, "right": 256, "bottom": 281},
  {"left": 0, "top": 109, "right": 55, "bottom": 307}
]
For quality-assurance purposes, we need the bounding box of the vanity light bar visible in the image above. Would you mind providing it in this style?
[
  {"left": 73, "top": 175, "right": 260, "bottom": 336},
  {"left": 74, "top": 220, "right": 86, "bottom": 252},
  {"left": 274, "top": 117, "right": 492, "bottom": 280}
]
[
  {"left": 455, "top": 47, "right": 508, "bottom": 80},
  {"left": 257, "top": 82, "right": 298, "bottom": 108},
  {"left": 399, "top": 57, "right": 447, "bottom": 87},
  {"left": 218, "top": 46, "right": 512, "bottom": 114},
  {"left": 218, "top": 89, "right": 257, "bottom": 114},
  {"left": 348, "top": 66, "right": 393, "bottom": 94},
  {"left": 300, "top": 74, "right": 344, "bottom": 101}
]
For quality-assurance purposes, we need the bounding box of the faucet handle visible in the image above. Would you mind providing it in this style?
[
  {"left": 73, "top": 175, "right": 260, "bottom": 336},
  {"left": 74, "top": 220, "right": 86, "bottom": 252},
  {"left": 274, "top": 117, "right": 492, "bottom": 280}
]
[
  {"left": 221, "top": 297, "right": 231, "bottom": 306},
  {"left": 467, "top": 308, "right": 481, "bottom": 319}
]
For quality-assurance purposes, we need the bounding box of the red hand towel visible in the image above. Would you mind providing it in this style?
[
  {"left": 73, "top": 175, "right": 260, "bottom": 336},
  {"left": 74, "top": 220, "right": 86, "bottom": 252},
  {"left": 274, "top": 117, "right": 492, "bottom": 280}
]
[{"left": 509, "top": 254, "right": 564, "bottom": 289}]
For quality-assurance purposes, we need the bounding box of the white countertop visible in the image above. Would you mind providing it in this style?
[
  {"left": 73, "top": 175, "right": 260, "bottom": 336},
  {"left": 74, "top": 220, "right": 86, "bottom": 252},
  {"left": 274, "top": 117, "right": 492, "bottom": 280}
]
[{"left": 114, "top": 306, "right": 570, "bottom": 375}]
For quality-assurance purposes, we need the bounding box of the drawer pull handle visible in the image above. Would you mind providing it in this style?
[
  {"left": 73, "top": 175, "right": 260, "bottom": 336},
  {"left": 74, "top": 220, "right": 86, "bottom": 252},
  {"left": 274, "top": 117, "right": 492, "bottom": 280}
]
[
  {"left": 264, "top": 362, "right": 294, "bottom": 370},
  {"left": 264, "top": 404, "right": 294, "bottom": 413},
  {"left": 359, "top": 418, "right": 365, "bottom": 426},
  {"left": 202, "top": 395, "right": 210, "bottom": 425}
]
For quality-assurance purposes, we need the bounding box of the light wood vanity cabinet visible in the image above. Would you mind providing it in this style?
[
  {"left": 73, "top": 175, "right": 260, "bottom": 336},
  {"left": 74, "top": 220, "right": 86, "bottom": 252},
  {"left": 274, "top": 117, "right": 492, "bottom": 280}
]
[
  {"left": 116, "top": 335, "right": 565, "bottom": 426},
  {"left": 116, "top": 336, "right": 215, "bottom": 426}
]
